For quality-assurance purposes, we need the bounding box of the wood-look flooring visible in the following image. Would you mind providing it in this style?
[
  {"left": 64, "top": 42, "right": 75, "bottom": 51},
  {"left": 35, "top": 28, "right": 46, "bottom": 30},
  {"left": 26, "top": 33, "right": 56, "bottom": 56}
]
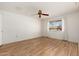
[{"left": 0, "top": 37, "right": 78, "bottom": 56}]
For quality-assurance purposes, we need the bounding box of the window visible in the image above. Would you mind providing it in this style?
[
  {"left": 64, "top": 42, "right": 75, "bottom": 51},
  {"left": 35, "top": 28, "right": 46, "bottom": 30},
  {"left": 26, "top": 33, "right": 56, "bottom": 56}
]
[{"left": 48, "top": 19, "right": 64, "bottom": 31}]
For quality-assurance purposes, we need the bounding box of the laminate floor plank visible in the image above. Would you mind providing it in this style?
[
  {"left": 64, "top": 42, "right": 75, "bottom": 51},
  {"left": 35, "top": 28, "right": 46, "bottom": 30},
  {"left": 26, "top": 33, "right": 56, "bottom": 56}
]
[{"left": 0, "top": 37, "right": 78, "bottom": 56}]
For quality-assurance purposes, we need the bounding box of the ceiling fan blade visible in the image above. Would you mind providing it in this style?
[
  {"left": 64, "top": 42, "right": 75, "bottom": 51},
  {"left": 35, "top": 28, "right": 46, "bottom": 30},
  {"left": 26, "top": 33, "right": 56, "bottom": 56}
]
[{"left": 42, "top": 14, "right": 49, "bottom": 16}]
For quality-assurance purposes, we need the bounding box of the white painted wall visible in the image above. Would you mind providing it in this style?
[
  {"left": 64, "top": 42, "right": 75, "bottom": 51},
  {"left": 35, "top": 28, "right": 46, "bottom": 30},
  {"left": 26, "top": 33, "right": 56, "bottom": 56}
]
[
  {"left": 0, "top": 10, "right": 79, "bottom": 45},
  {"left": 41, "top": 11, "right": 79, "bottom": 42},
  {"left": 64, "top": 11, "right": 79, "bottom": 42},
  {"left": 0, "top": 13, "right": 2, "bottom": 45},
  {"left": 41, "top": 19, "right": 48, "bottom": 37},
  {"left": 2, "top": 11, "right": 41, "bottom": 44}
]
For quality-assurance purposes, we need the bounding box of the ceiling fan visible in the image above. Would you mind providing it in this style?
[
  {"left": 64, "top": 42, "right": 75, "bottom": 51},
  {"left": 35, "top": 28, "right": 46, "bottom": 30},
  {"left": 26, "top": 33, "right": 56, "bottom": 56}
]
[{"left": 37, "top": 10, "right": 49, "bottom": 18}]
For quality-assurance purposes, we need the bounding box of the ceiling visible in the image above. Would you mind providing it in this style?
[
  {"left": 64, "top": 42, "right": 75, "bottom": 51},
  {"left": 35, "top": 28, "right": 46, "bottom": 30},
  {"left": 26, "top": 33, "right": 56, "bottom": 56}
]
[{"left": 0, "top": 2, "right": 79, "bottom": 18}]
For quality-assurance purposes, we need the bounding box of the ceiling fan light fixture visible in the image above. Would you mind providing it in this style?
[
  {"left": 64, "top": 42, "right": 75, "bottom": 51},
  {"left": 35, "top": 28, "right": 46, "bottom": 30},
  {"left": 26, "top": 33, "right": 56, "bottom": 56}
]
[{"left": 37, "top": 10, "right": 49, "bottom": 18}]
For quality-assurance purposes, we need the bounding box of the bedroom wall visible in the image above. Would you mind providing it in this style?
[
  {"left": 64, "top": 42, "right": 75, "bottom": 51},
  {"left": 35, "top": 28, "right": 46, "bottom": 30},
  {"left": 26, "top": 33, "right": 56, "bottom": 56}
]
[
  {"left": 42, "top": 11, "right": 79, "bottom": 43},
  {"left": 0, "top": 10, "right": 79, "bottom": 45},
  {"left": 64, "top": 11, "right": 79, "bottom": 42},
  {"left": 0, "top": 13, "right": 2, "bottom": 45},
  {"left": 1, "top": 11, "right": 41, "bottom": 44}
]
